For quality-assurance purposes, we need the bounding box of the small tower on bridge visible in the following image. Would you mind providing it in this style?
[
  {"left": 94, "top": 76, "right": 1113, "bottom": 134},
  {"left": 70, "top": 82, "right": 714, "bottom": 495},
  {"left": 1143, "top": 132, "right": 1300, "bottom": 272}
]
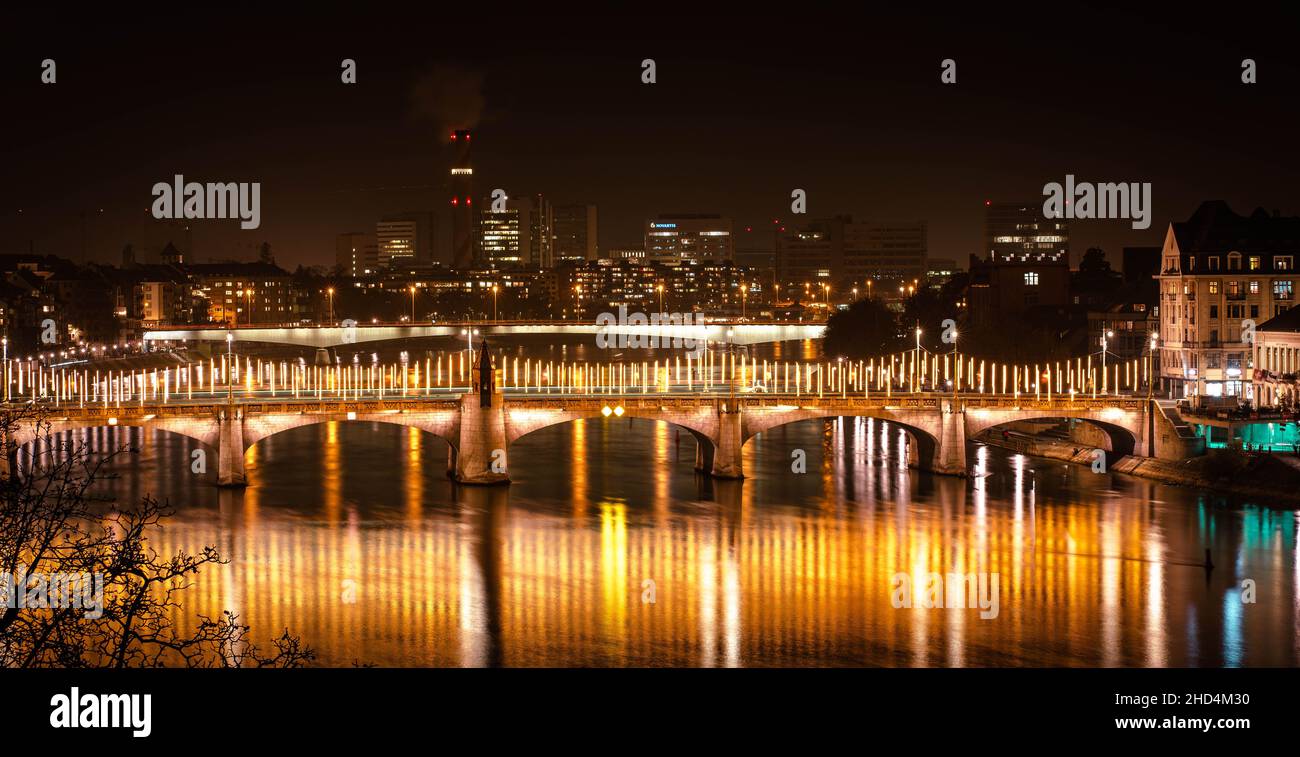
[{"left": 478, "top": 339, "right": 494, "bottom": 408}]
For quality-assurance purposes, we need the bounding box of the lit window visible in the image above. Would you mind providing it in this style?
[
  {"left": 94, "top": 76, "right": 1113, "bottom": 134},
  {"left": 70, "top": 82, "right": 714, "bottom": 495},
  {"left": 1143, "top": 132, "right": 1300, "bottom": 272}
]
[{"left": 1024, "top": 272, "right": 1039, "bottom": 286}]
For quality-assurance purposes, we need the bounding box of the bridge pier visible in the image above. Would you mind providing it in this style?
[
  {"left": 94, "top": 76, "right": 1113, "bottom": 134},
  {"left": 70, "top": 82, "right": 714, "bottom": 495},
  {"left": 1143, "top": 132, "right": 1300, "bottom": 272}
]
[
  {"left": 711, "top": 403, "right": 745, "bottom": 479},
  {"left": 217, "top": 407, "right": 247, "bottom": 487},
  {"left": 454, "top": 392, "right": 510, "bottom": 485},
  {"left": 686, "top": 429, "right": 714, "bottom": 473},
  {"left": 925, "top": 400, "right": 968, "bottom": 476}
]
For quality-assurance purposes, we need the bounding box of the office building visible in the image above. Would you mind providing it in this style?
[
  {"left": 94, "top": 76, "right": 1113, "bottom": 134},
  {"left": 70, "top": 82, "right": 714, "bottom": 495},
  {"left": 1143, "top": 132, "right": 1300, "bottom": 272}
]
[
  {"left": 336, "top": 232, "right": 378, "bottom": 278},
  {"left": 554, "top": 204, "right": 598, "bottom": 262},
  {"left": 644, "top": 214, "right": 733, "bottom": 264}
]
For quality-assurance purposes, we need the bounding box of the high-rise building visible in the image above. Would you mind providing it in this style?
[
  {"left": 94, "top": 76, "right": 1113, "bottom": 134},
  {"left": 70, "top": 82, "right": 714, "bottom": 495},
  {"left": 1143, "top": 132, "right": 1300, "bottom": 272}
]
[
  {"left": 527, "top": 194, "right": 554, "bottom": 269},
  {"left": 779, "top": 217, "right": 927, "bottom": 291},
  {"left": 376, "top": 213, "right": 434, "bottom": 268},
  {"left": 968, "top": 201, "right": 1070, "bottom": 327},
  {"left": 983, "top": 201, "right": 1069, "bottom": 263},
  {"left": 336, "top": 232, "right": 378, "bottom": 278},
  {"left": 478, "top": 195, "right": 534, "bottom": 269},
  {"left": 449, "top": 129, "right": 474, "bottom": 269},
  {"left": 1159, "top": 201, "right": 1300, "bottom": 400},
  {"left": 553, "top": 204, "right": 598, "bottom": 262},
  {"left": 644, "top": 214, "right": 733, "bottom": 264},
  {"left": 780, "top": 218, "right": 838, "bottom": 289},
  {"left": 843, "top": 221, "right": 927, "bottom": 285}
]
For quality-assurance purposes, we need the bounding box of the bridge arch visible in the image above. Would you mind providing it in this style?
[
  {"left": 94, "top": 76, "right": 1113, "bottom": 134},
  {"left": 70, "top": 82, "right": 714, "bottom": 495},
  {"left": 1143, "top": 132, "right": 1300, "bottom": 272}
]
[
  {"left": 740, "top": 407, "right": 942, "bottom": 471},
  {"left": 6, "top": 417, "right": 218, "bottom": 454},
  {"left": 505, "top": 404, "right": 721, "bottom": 473},
  {"left": 238, "top": 411, "right": 461, "bottom": 453},
  {"left": 964, "top": 407, "right": 1142, "bottom": 458},
  {"left": 504, "top": 404, "right": 718, "bottom": 447}
]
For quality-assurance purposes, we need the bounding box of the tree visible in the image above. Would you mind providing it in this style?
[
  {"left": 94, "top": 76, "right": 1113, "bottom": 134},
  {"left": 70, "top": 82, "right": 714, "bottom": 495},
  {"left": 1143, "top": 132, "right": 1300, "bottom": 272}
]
[
  {"left": 0, "top": 406, "right": 313, "bottom": 668},
  {"left": 258, "top": 242, "right": 275, "bottom": 265}
]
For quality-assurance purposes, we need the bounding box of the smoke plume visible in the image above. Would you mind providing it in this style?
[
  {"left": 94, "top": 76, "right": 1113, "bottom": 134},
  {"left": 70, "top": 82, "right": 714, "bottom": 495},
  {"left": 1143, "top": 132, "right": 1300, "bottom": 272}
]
[{"left": 410, "top": 64, "right": 486, "bottom": 133}]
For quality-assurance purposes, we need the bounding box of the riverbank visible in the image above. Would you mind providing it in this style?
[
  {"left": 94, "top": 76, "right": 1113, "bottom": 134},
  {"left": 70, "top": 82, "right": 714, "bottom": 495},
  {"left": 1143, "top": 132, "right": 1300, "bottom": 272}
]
[{"left": 975, "top": 431, "right": 1300, "bottom": 506}]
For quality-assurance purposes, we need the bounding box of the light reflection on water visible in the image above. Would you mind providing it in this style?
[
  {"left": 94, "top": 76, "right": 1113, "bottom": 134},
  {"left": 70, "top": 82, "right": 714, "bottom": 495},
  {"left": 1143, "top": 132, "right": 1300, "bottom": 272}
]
[{"left": 55, "top": 416, "right": 1300, "bottom": 667}]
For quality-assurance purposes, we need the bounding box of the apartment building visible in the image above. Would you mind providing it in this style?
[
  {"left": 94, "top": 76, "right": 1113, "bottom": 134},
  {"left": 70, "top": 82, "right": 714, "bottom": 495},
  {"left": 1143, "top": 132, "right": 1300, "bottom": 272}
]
[{"left": 1157, "top": 201, "right": 1300, "bottom": 399}]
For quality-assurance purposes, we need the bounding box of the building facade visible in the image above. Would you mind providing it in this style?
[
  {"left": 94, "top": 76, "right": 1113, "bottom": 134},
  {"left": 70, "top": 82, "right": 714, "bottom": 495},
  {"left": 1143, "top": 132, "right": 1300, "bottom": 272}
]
[
  {"left": 478, "top": 198, "right": 526, "bottom": 269},
  {"left": 376, "top": 213, "right": 434, "bottom": 269},
  {"left": 780, "top": 217, "right": 927, "bottom": 296},
  {"left": 1252, "top": 305, "right": 1300, "bottom": 408},
  {"left": 553, "top": 204, "right": 598, "bottom": 262},
  {"left": 645, "top": 214, "right": 733, "bottom": 265},
  {"left": 1157, "top": 201, "right": 1300, "bottom": 399},
  {"left": 336, "top": 232, "right": 378, "bottom": 278},
  {"left": 188, "top": 262, "right": 298, "bottom": 326},
  {"left": 968, "top": 201, "right": 1071, "bottom": 328}
]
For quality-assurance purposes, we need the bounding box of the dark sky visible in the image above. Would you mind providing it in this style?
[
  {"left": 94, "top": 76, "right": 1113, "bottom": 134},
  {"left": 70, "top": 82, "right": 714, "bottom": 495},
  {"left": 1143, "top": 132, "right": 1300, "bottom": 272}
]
[{"left": 2, "top": 7, "right": 1298, "bottom": 271}]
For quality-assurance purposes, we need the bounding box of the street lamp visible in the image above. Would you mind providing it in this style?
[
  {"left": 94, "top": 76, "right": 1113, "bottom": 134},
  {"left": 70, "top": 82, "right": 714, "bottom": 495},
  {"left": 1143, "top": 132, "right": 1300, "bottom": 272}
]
[
  {"left": 244, "top": 289, "right": 255, "bottom": 325},
  {"left": 1147, "top": 332, "right": 1158, "bottom": 402},
  {"left": 740, "top": 284, "right": 747, "bottom": 320},
  {"left": 326, "top": 287, "right": 335, "bottom": 324},
  {"left": 491, "top": 283, "right": 499, "bottom": 321},
  {"left": 225, "top": 332, "right": 234, "bottom": 399},
  {"left": 1102, "top": 329, "right": 1114, "bottom": 393},
  {"left": 410, "top": 285, "right": 418, "bottom": 323},
  {"left": 915, "top": 325, "right": 923, "bottom": 392},
  {"left": 461, "top": 327, "right": 479, "bottom": 363},
  {"left": 657, "top": 283, "right": 664, "bottom": 313},
  {"left": 951, "top": 328, "right": 959, "bottom": 402}
]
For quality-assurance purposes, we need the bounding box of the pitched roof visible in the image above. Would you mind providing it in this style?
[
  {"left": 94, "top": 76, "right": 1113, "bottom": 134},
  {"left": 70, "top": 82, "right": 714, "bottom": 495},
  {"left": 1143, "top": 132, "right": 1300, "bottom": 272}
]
[
  {"left": 185, "top": 261, "right": 289, "bottom": 278},
  {"left": 1173, "top": 201, "right": 1300, "bottom": 254},
  {"left": 1258, "top": 305, "right": 1300, "bottom": 333}
]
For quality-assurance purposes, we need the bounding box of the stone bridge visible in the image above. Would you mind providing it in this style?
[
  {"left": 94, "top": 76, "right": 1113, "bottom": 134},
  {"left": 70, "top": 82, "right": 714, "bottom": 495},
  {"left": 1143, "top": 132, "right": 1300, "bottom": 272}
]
[{"left": 2, "top": 392, "right": 1152, "bottom": 486}]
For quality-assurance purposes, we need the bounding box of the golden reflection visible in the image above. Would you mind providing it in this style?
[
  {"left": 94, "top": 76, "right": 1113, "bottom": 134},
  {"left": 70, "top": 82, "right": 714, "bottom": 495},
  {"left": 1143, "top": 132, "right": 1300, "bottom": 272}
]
[
  {"left": 571, "top": 419, "right": 588, "bottom": 518},
  {"left": 133, "top": 418, "right": 1297, "bottom": 668},
  {"left": 653, "top": 422, "right": 670, "bottom": 524},
  {"left": 323, "top": 421, "right": 342, "bottom": 526},
  {"left": 599, "top": 501, "right": 629, "bottom": 654},
  {"left": 405, "top": 426, "right": 423, "bottom": 524}
]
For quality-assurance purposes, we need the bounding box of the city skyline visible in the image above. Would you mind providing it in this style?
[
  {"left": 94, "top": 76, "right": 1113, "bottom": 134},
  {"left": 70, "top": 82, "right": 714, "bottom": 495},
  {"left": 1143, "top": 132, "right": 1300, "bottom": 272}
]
[{"left": 4, "top": 9, "right": 1300, "bottom": 740}]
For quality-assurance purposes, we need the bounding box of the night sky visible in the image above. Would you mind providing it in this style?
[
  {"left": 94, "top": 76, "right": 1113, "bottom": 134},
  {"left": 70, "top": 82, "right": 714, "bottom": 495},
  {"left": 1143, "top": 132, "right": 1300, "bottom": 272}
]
[{"left": 2, "top": 8, "right": 1298, "bottom": 271}]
